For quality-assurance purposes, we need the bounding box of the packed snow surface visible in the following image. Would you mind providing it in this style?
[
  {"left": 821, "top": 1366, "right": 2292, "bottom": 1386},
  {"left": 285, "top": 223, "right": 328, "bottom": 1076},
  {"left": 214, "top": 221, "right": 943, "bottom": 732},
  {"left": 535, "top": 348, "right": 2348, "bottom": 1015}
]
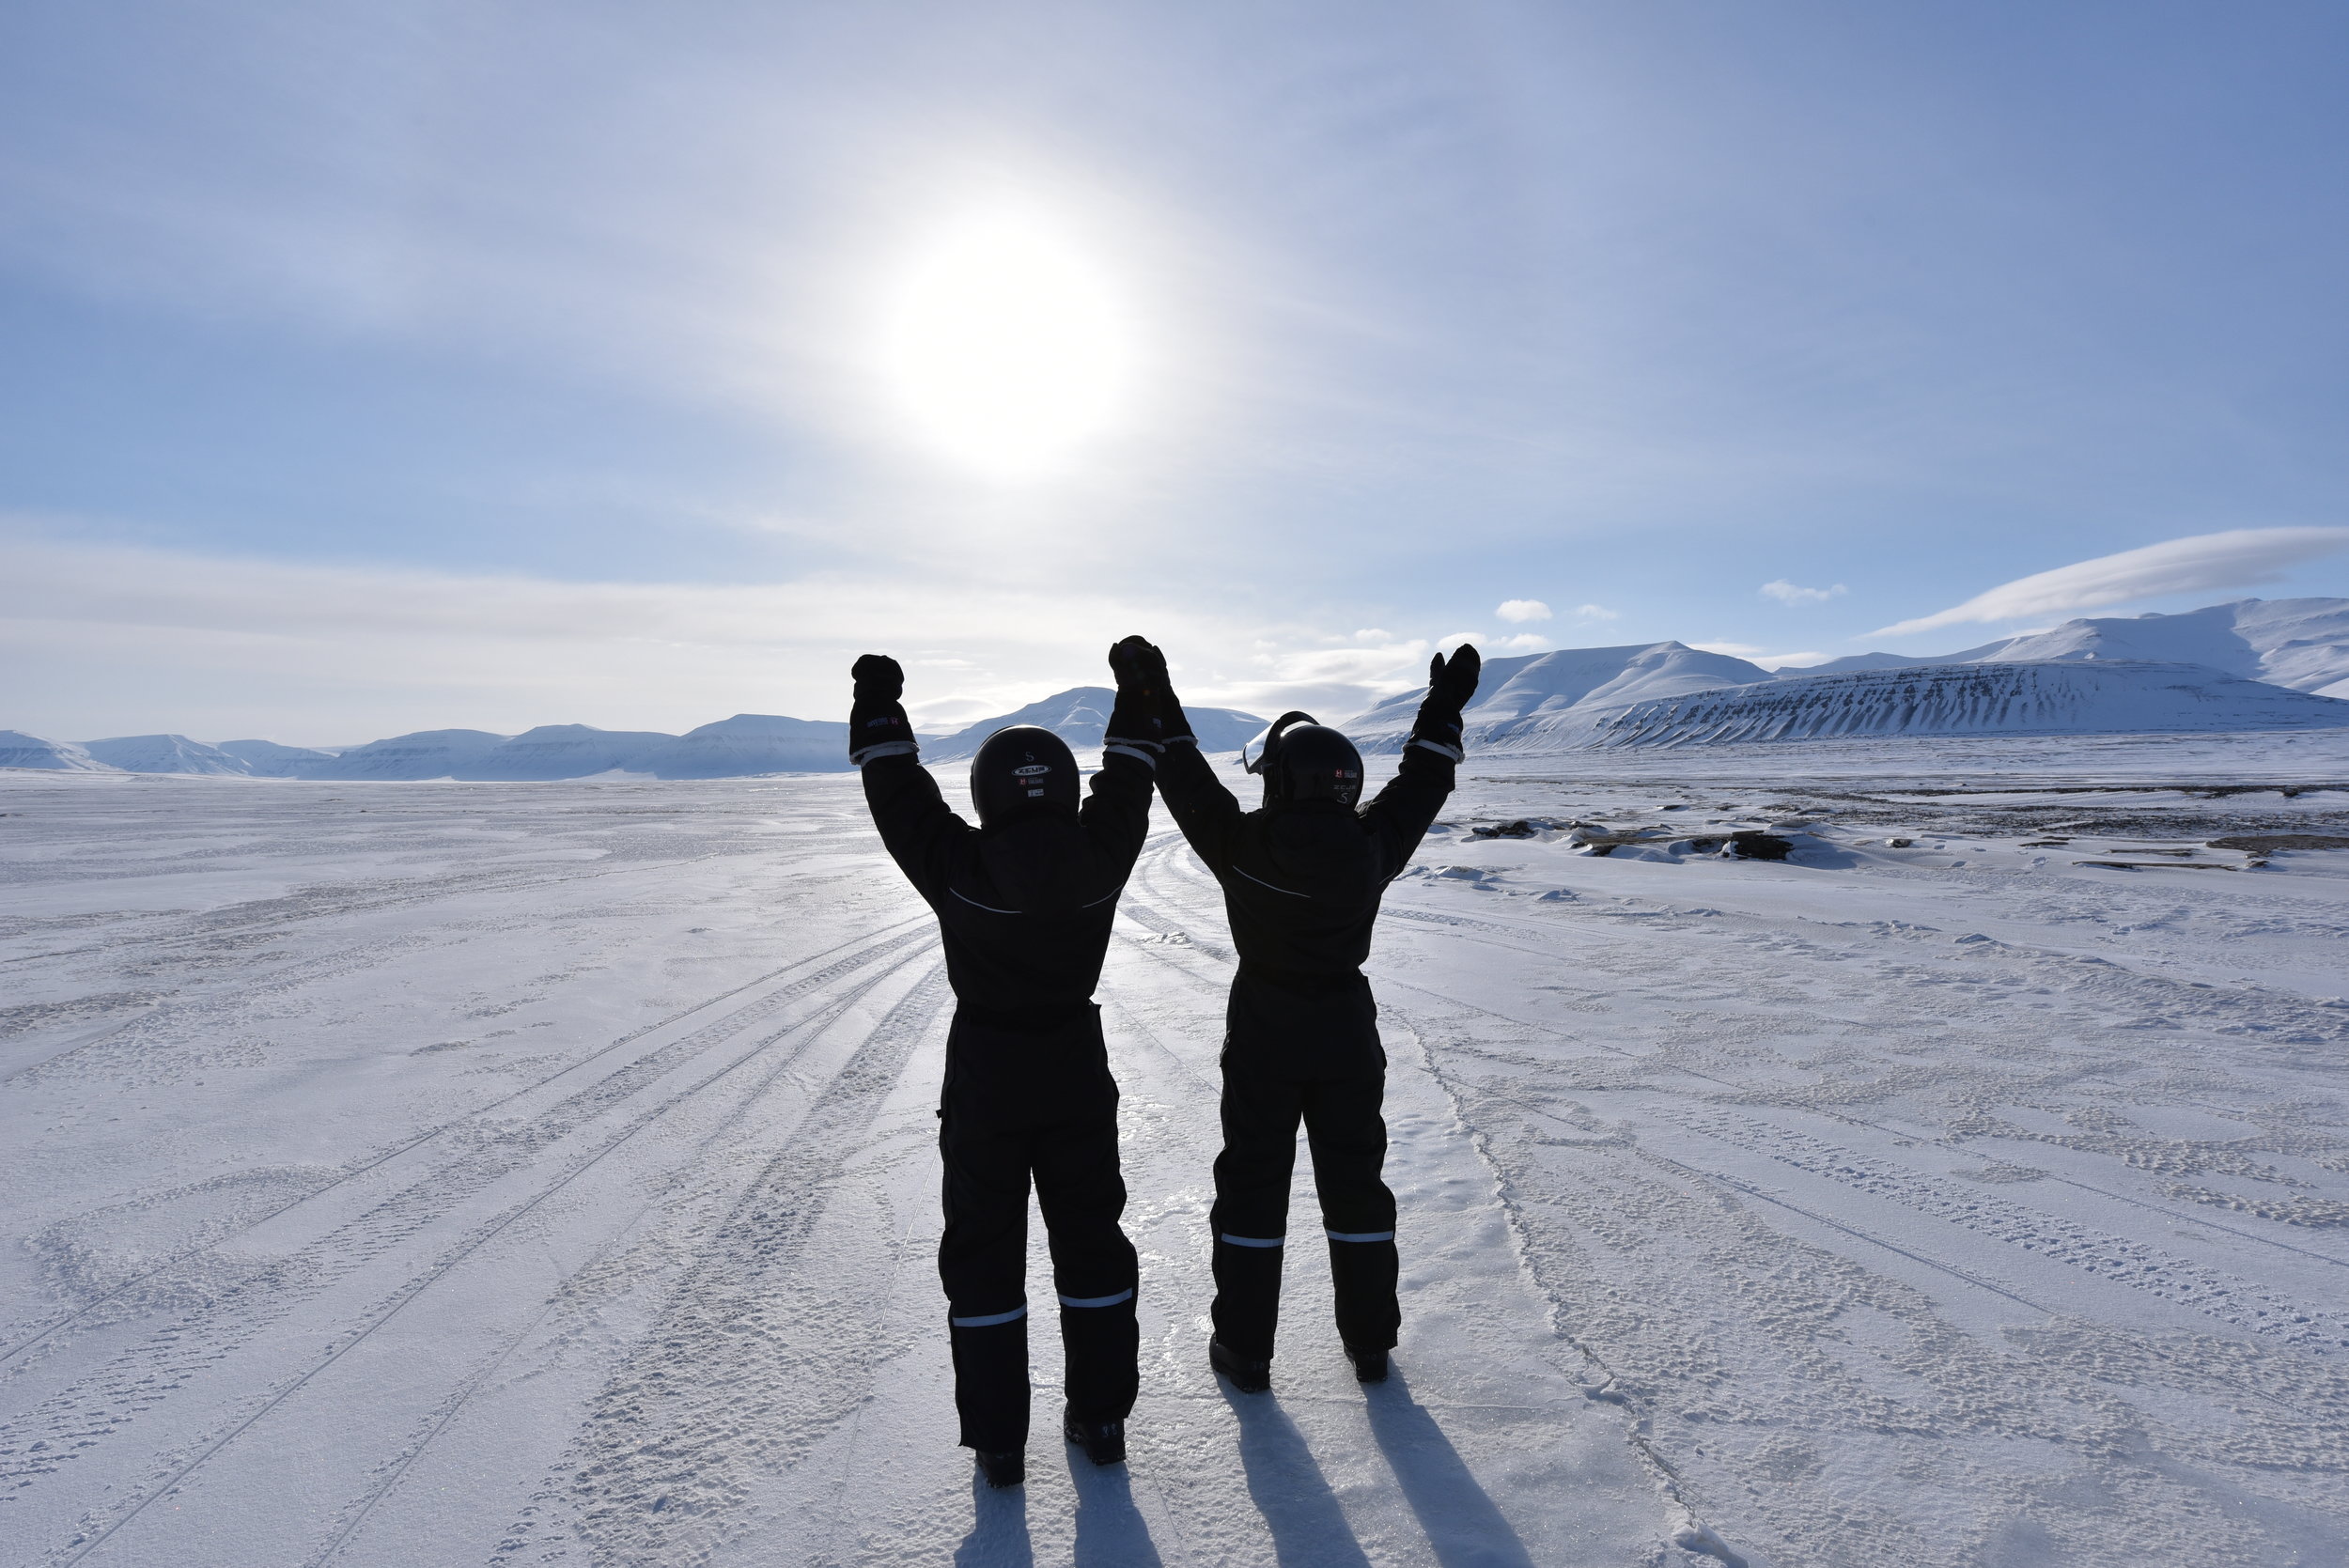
[{"left": 4, "top": 735, "right": 2348, "bottom": 1567}]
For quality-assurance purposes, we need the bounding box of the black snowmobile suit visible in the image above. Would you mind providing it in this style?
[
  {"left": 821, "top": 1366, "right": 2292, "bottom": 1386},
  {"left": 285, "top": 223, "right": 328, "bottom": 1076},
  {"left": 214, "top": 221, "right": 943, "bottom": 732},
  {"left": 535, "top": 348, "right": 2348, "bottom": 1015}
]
[
  {"left": 1154, "top": 731, "right": 1457, "bottom": 1362},
  {"left": 858, "top": 737, "right": 1153, "bottom": 1455}
]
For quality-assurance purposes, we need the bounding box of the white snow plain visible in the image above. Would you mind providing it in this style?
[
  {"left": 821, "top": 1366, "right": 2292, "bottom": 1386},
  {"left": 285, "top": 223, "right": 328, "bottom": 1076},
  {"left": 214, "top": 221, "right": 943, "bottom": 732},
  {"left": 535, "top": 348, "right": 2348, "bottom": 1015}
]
[{"left": 3, "top": 735, "right": 2347, "bottom": 1567}]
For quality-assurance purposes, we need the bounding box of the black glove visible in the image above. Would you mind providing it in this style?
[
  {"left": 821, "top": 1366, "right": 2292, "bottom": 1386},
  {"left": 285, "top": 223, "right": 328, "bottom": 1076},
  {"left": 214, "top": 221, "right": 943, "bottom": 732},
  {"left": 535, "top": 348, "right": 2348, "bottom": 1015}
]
[
  {"left": 848, "top": 653, "right": 916, "bottom": 765},
  {"left": 1105, "top": 635, "right": 1192, "bottom": 749},
  {"left": 1409, "top": 643, "right": 1481, "bottom": 762},
  {"left": 1426, "top": 644, "right": 1481, "bottom": 718}
]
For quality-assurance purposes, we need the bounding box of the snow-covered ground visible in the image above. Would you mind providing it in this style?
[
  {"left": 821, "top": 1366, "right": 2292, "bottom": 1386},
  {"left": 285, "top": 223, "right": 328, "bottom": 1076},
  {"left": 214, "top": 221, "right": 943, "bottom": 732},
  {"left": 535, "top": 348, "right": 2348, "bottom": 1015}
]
[{"left": 3, "top": 737, "right": 2346, "bottom": 1566}]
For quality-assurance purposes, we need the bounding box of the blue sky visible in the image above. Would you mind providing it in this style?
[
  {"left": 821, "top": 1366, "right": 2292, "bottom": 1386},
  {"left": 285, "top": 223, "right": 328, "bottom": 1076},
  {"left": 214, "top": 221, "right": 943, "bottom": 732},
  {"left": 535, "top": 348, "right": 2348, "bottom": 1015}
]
[{"left": 5, "top": 1, "right": 2347, "bottom": 742}]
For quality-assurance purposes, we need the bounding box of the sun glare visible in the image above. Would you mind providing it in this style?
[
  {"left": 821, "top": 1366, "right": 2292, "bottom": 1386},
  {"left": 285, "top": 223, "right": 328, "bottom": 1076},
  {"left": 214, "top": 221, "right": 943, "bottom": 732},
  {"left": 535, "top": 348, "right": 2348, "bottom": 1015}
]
[{"left": 880, "top": 210, "right": 1137, "bottom": 478}]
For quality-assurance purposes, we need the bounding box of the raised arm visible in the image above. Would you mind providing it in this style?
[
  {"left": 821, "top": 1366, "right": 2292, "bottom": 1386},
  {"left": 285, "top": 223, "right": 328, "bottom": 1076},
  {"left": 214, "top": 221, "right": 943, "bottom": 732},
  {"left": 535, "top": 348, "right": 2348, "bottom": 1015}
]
[
  {"left": 1363, "top": 644, "right": 1480, "bottom": 875},
  {"left": 1109, "top": 635, "right": 1241, "bottom": 874},
  {"left": 1076, "top": 655, "right": 1162, "bottom": 877},
  {"left": 849, "top": 653, "right": 968, "bottom": 897}
]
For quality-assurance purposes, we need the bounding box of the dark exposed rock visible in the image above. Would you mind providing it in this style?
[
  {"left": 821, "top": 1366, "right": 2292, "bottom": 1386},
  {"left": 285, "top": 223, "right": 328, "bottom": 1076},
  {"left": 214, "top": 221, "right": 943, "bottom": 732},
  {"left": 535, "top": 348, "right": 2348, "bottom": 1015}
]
[{"left": 1723, "top": 831, "right": 1794, "bottom": 862}]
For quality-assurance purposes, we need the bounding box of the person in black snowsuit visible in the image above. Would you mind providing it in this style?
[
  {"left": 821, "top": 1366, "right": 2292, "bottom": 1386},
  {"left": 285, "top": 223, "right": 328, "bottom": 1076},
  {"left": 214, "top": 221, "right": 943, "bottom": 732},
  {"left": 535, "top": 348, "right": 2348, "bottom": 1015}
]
[
  {"left": 1105, "top": 636, "right": 1480, "bottom": 1390},
  {"left": 848, "top": 653, "right": 1161, "bottom": 1488}
]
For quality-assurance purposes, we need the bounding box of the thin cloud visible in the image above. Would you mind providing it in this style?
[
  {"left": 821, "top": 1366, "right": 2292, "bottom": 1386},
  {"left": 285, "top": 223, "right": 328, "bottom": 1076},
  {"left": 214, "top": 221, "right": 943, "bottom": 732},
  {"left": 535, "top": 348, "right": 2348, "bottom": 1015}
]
[
  {"left": 1760, "top": 580, "right": 1846, "bottom": 606},
  {"left": 1571, "top": 604, "right": 1620, "bottom": 622},
  {"left": 1496, "top": 599, "right": 1551, "bottom": 623},
  {"left": 1690, "top": 641, "right": 1827, "bottom": 670},
  {"left": 1874, "top": 527, "right": 2349, "bottom": 637}
]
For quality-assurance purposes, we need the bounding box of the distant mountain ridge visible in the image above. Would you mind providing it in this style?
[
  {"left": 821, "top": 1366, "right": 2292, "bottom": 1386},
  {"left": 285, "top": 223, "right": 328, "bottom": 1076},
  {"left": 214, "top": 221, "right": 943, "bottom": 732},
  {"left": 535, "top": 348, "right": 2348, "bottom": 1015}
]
[
  {"left": 923, "top": 686, "right": 1268, "bottom": 760},
  {"left": 1346, "top": 643, "right": 1776, "bottom": 753},
  {"left": 4, "top": 689, "right": 1268, "bottom": 780},
  {"left": 1599, "top": 660, "right": 2349, "bottom": 749},
  {"left": 1781, "top": 598, "right": 2349, "bottom": 697},
  {"left": 10, "top": 598, "right": 2344, "bottom": 772}
]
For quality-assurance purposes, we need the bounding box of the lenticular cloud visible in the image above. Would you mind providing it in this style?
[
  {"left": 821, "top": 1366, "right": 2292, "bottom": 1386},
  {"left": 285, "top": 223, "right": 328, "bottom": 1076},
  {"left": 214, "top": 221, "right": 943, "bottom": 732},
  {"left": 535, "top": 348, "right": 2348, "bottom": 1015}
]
[{"left": 1875, "top": 527, "right": 2349, "bottom": 637}]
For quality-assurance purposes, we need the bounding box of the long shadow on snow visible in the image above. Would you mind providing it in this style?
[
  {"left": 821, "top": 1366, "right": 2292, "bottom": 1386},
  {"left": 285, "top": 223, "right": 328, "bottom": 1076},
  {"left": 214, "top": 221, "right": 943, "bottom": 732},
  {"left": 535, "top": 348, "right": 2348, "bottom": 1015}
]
[
  {"left": 955, "top": 1469, "right": 1034, "bottom": 1568},
  {"left": 1066, "top": 1444, "right": 1164, "bottom": 1567},
  {"left": 1224, "top": 1386, "right": 1374, "bottom": 1567},
  {"left": 1364, "top": 1365, "right": 1537, "bottom": 1568}
]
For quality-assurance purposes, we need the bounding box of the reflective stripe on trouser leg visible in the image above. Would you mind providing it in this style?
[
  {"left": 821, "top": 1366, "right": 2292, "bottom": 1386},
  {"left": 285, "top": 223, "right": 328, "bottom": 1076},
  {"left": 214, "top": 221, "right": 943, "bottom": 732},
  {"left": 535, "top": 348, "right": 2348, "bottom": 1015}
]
[
  {"left": 1033, "top": 1092, "right": 1140, "bottom": 1426},
  {"left": 1301, "top": 1063, "right": 1401, "bottom": 1356},
  {"left": 1056, "top": 1289, "right": 1134, "bottom": 1309},
  {"left": 951, "top": 1302, "right": 1030, "bottom": 1327},
  {"left": 1211, "top": 1047, "right": 1307, "bottom": 1364},
  {"left": 947, "top": 1312, "right": 1029, "bottom": 1453}
]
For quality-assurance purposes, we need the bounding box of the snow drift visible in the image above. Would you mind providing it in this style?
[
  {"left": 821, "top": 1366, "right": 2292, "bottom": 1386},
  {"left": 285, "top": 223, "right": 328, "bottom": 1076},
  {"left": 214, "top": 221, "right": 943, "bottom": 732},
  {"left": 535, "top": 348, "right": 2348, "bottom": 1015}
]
[{"left": 1595, "top": 660, "right": 2349, "bottom": 748}]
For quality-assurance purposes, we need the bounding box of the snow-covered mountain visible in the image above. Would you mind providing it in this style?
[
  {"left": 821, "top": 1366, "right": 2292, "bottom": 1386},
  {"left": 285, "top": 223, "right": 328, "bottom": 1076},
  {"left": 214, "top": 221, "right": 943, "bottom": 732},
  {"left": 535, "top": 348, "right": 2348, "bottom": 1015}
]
[
  {"left": 1781, "top": 598, "right": 2349, "bottom": 697},
  {"left": 450, "top": 725, "right": 675, "bottom": 781},
  {"left": 81, "top": 735, "right": 253, "bottom": 776},
  {"left": 0, "top": 731, "right": 112, "bottom": 771},
  {"left": 641, "top": 715, "right": 849, "bottom": 777},
  {"left": 12, "top": 598, "right": 2343, "bottom": 774},
  {"left": 1598, "top": 660, "right": 2349, "bottom": 748},
  {"left": 216, "top": 738, "right": 340, "bottom": 776},
  {"left": 925, "top": 686, "right": 1268, "bottom": 759},
  {"left": 1346, "top": 643, "right": 1774, "bottom": 753},
  {"left": 303, "top": 730, "right": 514, "bottom": 781}
]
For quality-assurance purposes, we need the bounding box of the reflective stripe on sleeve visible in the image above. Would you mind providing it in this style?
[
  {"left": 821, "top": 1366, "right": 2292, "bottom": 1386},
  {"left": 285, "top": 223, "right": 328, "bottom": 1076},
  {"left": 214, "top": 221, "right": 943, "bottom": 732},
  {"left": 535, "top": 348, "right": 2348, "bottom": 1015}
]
[
  {"left": 1325, "top": 1229, "right": 1395, "bottom": 1243},
  {"left": 1101, "top": 744, "right": 1159, "bottom": 768},
  {"left": 1056, "top": 1288, "right": 1135, "bottom": 1309},
  {"left": 1232, "top": 865, "right": 1311, "bottom": 899},
  {"left": 949, "top": 1303, "right": 1029, "bottom": 1327},
  {"left": 1219, "top": 1233, "right": 1284, "bottom": 1248},
  {"left": 1408, "top": 737, "right": 1464, "bottom": 761},
  {"left": 851, "top": 740, "right": 921, "bottom": 764}
]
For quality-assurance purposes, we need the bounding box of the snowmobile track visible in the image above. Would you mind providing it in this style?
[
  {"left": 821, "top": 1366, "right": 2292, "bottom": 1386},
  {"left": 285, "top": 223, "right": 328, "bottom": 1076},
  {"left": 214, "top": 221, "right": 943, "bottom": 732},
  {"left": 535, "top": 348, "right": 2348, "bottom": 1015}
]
[
  {"left": 4, "top": 940, "right": 943, "bottom": 1560},
  {"left": 0, "top": 914, "right": 934, "bottom": 1369},
  {"left": 492, "top": 965, "right": 957, "bottom": 1566}
]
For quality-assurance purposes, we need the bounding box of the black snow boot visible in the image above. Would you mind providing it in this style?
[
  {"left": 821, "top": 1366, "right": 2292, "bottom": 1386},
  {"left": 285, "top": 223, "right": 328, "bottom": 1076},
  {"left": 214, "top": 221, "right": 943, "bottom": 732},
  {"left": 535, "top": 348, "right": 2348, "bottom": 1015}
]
[
  {"left": 1346, "top": 1343, "right": 1389, "bottom": 1384},
  {"left": 1064, "top": 1406, "right": 1127, "bottom": 1466},
  {"left": 1209, "top": 1339, "right": 1270, "bottom": 1394},
  {"left": 974, "top": 1449, "right": 1024, "bottom": 1489}
]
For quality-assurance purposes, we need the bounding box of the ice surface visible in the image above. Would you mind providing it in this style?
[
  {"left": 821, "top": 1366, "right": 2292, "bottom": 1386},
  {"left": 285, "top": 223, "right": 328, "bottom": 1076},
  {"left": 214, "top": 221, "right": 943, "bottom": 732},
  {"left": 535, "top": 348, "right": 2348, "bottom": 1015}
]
[{"left": 4, "top": 735, "right": 2347, "bottom": 1567}]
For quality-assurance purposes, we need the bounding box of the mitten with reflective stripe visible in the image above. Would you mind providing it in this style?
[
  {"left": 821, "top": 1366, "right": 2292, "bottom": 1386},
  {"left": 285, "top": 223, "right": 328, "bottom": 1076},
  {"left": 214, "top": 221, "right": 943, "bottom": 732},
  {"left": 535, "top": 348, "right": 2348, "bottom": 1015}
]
[
  {"left": 1106, "top": 635, "right": 1192, "bottom": 759},
  {"left": 1409, "top": 644, "right": 1481, "bottom": 761},
  {"left": 849, "top": 653, "right": 918, "bottom": 765}
]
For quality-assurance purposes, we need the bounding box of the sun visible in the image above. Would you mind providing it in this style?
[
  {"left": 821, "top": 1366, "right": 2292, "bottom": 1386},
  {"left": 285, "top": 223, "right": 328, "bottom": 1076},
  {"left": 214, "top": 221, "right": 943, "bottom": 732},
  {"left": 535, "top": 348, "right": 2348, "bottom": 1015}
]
[{"left": 879, "top": 209, "right": 1137, "bottom": 479}]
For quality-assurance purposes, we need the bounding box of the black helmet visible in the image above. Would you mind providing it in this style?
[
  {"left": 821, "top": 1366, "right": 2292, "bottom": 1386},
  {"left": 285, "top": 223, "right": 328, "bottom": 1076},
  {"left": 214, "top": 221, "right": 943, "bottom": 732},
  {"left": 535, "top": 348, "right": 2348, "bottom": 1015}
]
[
  {"left": 970, "top": 725, "right": 1081, "bottom": 827},
  {"left": 1245, "top": 711, "right": 1363, "bottom": 808}
]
